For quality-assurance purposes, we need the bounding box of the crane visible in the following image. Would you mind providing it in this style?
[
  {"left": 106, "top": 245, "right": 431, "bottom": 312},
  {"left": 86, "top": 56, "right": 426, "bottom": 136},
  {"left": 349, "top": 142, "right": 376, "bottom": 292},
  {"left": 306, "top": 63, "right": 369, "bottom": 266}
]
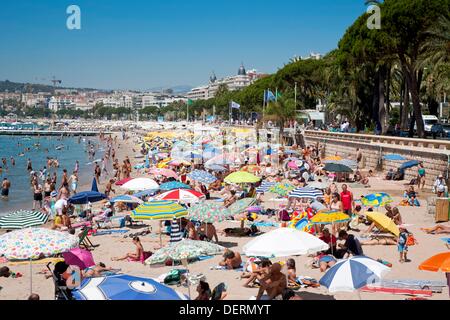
[{"left": 51, "top": 76, "right": 62, "bottom": 87}]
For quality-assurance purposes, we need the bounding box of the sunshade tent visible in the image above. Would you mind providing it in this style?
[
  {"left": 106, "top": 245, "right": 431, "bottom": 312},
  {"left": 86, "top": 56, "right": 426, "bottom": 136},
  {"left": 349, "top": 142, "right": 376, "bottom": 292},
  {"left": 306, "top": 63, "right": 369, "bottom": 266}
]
[
  {"left": 289, "top": 187, "right": 323, "bottom": 199},
  {"left": 224, "top": 171, "right": 261, "bottom": 184},
  {"left": 366, "top": 212, "right": 399, "bottom": 237},
  {"left": 145, "top": 239, "right": 225, "bottom": 265},
  {"left": 361, "top": 193, "right": 393, "bottom": 208},
  {"left": 187, "top": 170, "right": 217, "bottom": 185},
  {"left": 323, "top": 163, "right": 353, "bottom": 173},
  {"left": 157, "top": 189, "right": 205, "bottom": 203},
  {"left": 0, "top": 210, "right": 48, "bottom": 229},
  {"left": 242, "top": 228, "right": 329, "bottom": 258},
  {"left": 319, "top": 256, "right": 391, "bottom": 293},
  {"left": 62, "top": 248, "right": 95, "bottom": 270},
  {"left": 188, "top": 202, "right": 233, "bottom": 223},
  {"left": 73, "top": 275, "right": 187, "bottom": 300},
  {"left": 418, "top": 252, "right": 450, "bottom": 272},
  {"left": 122, "top": 178, "right": 159, "bottom": 191},
  {"left": 132, "top": 201, "right": 187, "bottom": 221},
  {"left": 159, "top": 181, "right": 191, "bottom": 191}
]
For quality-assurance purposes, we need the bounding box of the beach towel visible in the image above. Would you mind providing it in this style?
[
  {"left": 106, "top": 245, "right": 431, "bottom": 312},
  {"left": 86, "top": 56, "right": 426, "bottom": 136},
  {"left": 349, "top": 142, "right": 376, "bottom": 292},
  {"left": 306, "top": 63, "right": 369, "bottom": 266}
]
[
  {"left": 210, "top": 263, "right": 244, "bottom": 271},
  {"left": 92, "top": 229, "right": 129, "bottom": 236},
  {"left": 197, "top": 255, "right": 214, "bottom": 261},
  {"left": 252, "top": 221, "right": 279, "bottom": 228},
  {"left": 8, "top": 257, "right": 64, "bottom": 266}
]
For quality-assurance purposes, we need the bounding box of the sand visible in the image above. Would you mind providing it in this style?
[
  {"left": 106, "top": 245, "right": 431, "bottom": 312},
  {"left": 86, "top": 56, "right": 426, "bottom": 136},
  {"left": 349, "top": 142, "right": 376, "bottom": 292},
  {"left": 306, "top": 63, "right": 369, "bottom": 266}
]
[{"left": 0, "top": 132, "right": 449, "bottom": 300}]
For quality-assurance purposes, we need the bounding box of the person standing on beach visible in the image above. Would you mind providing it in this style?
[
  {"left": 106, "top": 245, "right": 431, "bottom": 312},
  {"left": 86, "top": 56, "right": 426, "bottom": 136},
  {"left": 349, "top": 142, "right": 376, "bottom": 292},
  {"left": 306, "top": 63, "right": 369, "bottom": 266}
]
[
  {"left": 2, "top": 177, "right": 10, "bottom": 200},
  {"left": 340, "top": 184, "right": 354, "bottom": 215},
  {"left": 105, "top": 179, "right": 115, "bottom": 197},
  {"left": 32, "top": 181, "right": 43, "bottom": 210},
  {"left": 101, "top": 158, "right": 108, "bottom": 176},
  {"left": 417, "top": 162, "right": 426, "bottom": 191},
  {"left": 69, "top": 171, "right": 78, "bottom": 194},
  {"left": 94, "top": 164, "right": 101, "bottom": 183}
]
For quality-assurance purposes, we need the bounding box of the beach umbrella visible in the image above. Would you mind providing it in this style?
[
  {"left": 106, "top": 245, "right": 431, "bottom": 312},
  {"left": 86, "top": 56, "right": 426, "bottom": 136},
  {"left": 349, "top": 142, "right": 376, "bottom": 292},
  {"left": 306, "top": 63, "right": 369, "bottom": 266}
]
[
  {"left": 157, "top": 189, "right": 205, "bottom": 203},
  {"left": 122, "top": 178, "right": 159, "bottom": 191},
  {"left": 205, "top": 153, "right": 241, "bottom": 166},
  {"left": 115, "top": 178, "right": 133, "bottom": 186},
  {"left": 242, "top": 228, "right": 328, "bottom": 258},
  {"left": 256, "top": 181, "right": 276, "bottom": 193},
  {"left": 91, "top": 178, "right": 99, "bottom": 192},
  {"left": 289, "top": 187, "right": 323, "bottom": 199},
  {"left": 205, "top": 164, "right": 227, "bottom": 172},
  {"left": 224, "top": 171, "right": 261, "bottom": 184},
  {"left": 418, "top": 252, "right": 450, "bottom": 272},
  {"left": 168, "top": 159, "right": 191, "bottom": 166},
  {"left": 0, "top": 228, "right": 78, "bottom": 294},
  {"left": 366, "top": 212, "right": 399, "bottom": 237},
  {"left": 68, "top": 191, "right": 108, "bottom": 205},
  {"left": 149, "top": 168, "right": 179, "bottom": 179},
  {"left": 131, "top": 201, "right": 187, "bottom": 221},
  {"left": 361, "top": 193, "right": 393, "bottom": 208},
  {"left": 160, "top": 181, "right": 191, "bottom": 191},
  {"left": 228, "top": 198, "right": 257, "bottom": 215},
  {"left": 268, "top": 182, "right": 296, "bottom": 196},
  {"left": 399, "top": 160, "right": 420, "bottom": 171},
  {"left": 146, "top": 239, "right": 225, "bottom": 265},
  {"left": 169, "top": 217, "right": 183, "bottom": 243},
  {"left": 72, "top": 274, "right": 187, "bottom": 300},
  {"left": 310, "top": 210, "right": 351, "bottom": 225},
  {"left": 188, "top": 202, "right": 233, "bottom": 223},
  {"left": 384, "top": 154, "right": 406, "bottom": 161},
  {"left": 324, "top": 159, "right": 358, "bottom": 169},
  {"left": 62, "top": 248, "right": 95, "bottom": 270},
  {"left": 323, "top": 163, "right": 353, "bottom": 173},
  {"left": 133, "top": 189, "right": 158, "bottom": 198},
  {"left": 241, "top": 165, "right": 261, "bottom": 174},
  {"left": 319, "top": 256, "right": 391, "bottom": 293},
  {"left": 324, "top": 156, "right": 342, "bottom": 161},
  {"left": 110, "top": 195, "right": 144, "bottom": 204},
  {"left": 187, "top": 170, "right": 217, "bottom": 185},
  {"left": 0, "top": 210, "right": 48, "bottom": 230}
]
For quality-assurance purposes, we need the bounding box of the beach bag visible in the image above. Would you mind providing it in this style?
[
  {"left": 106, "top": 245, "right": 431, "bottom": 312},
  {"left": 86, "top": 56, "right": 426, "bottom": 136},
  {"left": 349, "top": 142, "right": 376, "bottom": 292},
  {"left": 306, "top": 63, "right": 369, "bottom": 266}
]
[
  {"left": 406, "top": 234, "right": 417, "bottom": 246},
  {"left": 164, "top": 269, "right": 182, "bottom": 285}
]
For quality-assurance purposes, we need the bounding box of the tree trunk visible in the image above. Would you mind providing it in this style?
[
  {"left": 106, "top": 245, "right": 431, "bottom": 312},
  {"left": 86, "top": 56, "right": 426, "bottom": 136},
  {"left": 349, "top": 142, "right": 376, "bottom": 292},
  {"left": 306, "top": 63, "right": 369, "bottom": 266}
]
[
  {"left": 401, "top": 79, "right": 409, "bottom": 130},
  {"left": 386, "top": 66, "right": 391, "bottom": 126},
  {"left": 373, "top": 72, "right": 380, "bottom": 134},
  {"left": 378, "top": 66, "right": 387, "bottom": 135},
  {"left": 409, "top": 73, "right": 425, "bottom": 138}
]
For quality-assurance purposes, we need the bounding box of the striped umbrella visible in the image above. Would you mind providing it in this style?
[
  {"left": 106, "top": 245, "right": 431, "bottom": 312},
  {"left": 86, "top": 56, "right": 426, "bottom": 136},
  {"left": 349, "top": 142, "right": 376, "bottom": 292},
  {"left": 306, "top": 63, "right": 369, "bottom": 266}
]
[
  {"left": 256, "top": 181, "right": 276, "bottom": 193},
  {"left": 0, "top": 210, "right": 49, "bottom": 230},
  {"left": 289, "top": 187, "right": 323, "bottom": 199},
  {"left": 188, "top": 202, "right": 233, "bottom": 223},
  {"left": 159, "top": 181, "right": 191, "bottom": 191},
  {"left": 319, "top": 256, "right": 391, "bottom": 293},
  {"left": 187, "top": 170, "right": 217, "bottom": 185},
  {"left": 131, "top": 201, "right": 187, "bottom": 220},
  {"left": 170, "top": 217, "right": 183, "bottom": 243}
]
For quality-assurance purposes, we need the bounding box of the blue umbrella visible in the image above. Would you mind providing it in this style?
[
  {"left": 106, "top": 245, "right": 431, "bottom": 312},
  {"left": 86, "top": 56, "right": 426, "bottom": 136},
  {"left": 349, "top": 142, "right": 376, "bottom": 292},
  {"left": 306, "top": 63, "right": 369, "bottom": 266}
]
[
  {"left": 68, "top": 191, "right": 107, "bottom": 205},
  {"left": 399, "top": 160, "right": 420, "bottom": 170},
  {"left": 188, "top": 170, "right": 217, "bottom": 184},
  {"left": 384, "top": 154, "right": 406, "bottom": 161},
  {"left": 91, "top": 178, "right": 99, "bottom": 192},
  {"left": 133, "top": 189, "right": 158, "bottom": 198},
  {"left": 289, "top": 187, "right": 323, "bottom": 199},
  {"left": 160, "top": 181, "right": 191, "bottom": 191},
  {"left": 72, "top": 274, "right": 188, "bottom": 300}
]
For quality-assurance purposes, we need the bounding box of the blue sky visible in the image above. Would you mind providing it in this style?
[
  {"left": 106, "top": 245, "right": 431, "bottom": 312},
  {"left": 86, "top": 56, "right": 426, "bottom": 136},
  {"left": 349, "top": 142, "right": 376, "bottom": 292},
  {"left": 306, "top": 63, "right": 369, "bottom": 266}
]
[{"left": 0, "top": 0, "right": 367, "bottom": 90}]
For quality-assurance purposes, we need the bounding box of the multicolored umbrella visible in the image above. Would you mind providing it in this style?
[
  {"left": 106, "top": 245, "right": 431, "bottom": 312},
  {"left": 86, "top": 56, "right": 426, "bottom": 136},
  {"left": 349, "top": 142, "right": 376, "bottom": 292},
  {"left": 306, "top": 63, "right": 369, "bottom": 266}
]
[
  {"left": 418, "top": 252, "right": 450, "bottom": 272},
  {"left": 167, "top": 159, "right": 191, "bottom": 167},
  {"left": 157, "top": 189, "right": 205, "bottom": 203},
  {"left": 145, "top": 239, "right": 225, "bottom": 265},
  {"left": 269, "top": 182, "right": 296, "bottom": 196},
  {"left": 149, "top": 168, "right": 179, "bottom": 179},
  {"left": 361, "top": 193, "right": 393, "bottom": 207},
  {"left": 310, "top": 210, "right": 351, "bottom": 225},
  {"left": 159, "top": 181, "right": 191, "bottom": 191},
  {"left": 0, "top": 210, "right": 49, "bottom": 230},
  {"left": 224, "top": 171, "right": 260, "bottom": 184},
  {"left": 131, "top": 201, "right": 187, "bottom": 220},
  {"left": 187, "top": 170, "right": 217, "bottom": 185},
  {"left": 188, "top": 202, "right": 233, "bottom": 223},
  {"left": 228, "top": 198, "right": 257, "bottom": 215},
  {"left": 0, "top": 228, "right": 79, "bottom": 260},
  {"left": 73, "top": 274, "right": 187, "bottom": 300},
  {"left": 115, "top": 178, "right": 133, "bottom": 186}
]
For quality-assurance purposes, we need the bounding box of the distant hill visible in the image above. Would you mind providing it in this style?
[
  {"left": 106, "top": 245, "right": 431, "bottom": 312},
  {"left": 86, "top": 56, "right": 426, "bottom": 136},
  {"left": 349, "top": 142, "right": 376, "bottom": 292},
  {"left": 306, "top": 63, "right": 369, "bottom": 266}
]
[{"left": 0, "top": 80, "right": 102, "bottom": 94}]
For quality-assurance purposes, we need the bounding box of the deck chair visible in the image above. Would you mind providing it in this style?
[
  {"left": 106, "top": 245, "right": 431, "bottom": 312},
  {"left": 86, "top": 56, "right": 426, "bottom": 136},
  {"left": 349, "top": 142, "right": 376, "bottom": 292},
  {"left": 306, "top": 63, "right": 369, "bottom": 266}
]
[
  {"left": 78, "top": 227, "right": 98, "bottom": 250},
  {"left": 46, "top": 262, "right": 73, "bottom": 300}
]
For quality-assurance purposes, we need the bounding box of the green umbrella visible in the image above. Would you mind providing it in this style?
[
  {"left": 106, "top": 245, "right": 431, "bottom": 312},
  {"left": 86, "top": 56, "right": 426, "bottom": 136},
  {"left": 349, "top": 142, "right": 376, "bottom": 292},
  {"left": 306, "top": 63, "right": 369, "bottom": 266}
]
[
  {"left": 188, "top": 202, "right": 233, "bottom": 223},
  {"left": 145, "top": 239, "right": 225, "bottom": 265},
  {"left": 228, "top": 198, "right": 257, "bottom": 215}
]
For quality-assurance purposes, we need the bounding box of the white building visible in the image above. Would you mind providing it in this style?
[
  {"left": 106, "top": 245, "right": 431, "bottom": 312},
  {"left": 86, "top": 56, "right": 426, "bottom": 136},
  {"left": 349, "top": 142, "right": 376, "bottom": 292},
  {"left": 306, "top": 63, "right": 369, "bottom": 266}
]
[
  {"left": 141, "top": 93, "right": 187, "bottom": 108},
  {"left": 186, "top": 64, "right": 266, "bottom": 101},
  {"left": 47, "top": 96, "right": 74, "bottom": 112}
]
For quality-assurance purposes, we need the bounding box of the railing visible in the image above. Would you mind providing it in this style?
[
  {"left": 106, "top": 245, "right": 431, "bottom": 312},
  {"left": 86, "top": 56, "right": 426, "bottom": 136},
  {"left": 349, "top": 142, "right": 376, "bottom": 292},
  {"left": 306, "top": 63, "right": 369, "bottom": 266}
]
[{"left": 303, "top": 130, "right": 450, "bottom": 151}]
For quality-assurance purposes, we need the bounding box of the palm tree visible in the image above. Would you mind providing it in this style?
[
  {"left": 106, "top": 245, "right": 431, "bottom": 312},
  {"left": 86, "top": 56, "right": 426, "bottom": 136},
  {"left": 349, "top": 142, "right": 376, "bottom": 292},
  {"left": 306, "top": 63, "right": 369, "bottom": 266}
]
[{"left": 263, "top": 97, "right": 296, "bottom": 141}]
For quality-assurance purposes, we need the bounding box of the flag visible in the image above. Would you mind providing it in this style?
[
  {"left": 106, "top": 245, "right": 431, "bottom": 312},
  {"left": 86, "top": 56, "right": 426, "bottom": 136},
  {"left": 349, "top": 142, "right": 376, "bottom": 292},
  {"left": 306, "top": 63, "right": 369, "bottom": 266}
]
[
  {"left": 187, "top": 99, "right": 194, "bottom": 106},
  {"left": 265, "top": 90, "right": 276, "bottom": 102},
  {"left": 276, "top": 91, "right": 282, "bottom": 99},
  {"left": 231, "top": 101, "right": 241, "bottom": 109}
]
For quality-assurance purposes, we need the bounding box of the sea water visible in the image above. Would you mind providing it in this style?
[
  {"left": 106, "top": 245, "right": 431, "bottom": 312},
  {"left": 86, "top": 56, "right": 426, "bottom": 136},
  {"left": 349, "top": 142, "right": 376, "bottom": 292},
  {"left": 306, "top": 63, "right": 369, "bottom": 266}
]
[{"left": 0, "top": 135, "right": 103, "bottom": 214}]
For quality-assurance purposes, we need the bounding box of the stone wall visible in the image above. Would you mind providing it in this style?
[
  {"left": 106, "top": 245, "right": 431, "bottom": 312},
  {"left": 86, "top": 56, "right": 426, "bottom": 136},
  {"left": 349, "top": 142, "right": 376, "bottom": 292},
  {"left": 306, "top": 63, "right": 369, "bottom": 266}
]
[{"left": 304, "top": 136, "right": 448, "bottom": 189}]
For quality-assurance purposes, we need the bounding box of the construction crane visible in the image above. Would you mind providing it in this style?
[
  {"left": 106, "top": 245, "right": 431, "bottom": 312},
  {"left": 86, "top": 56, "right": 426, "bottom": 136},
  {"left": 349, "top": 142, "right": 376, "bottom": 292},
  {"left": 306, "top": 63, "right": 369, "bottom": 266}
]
[{"left": 51, "top": 76, "right": 62, "bottom": 87}]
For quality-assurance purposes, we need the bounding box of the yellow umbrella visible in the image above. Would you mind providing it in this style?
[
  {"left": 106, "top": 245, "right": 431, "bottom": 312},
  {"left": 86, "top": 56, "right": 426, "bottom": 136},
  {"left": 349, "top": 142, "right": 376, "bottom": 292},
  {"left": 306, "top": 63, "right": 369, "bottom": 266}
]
[
  {"left": 224, "top": 171, "right": 261, "bottom": 184},
  {"left": 366, "top": 212, "right": 399, "bottom": 237},
  {"left": 157, "top": 158, "right": 172, "bottom": 168},
  {"left": 324, "top": 155, "right": 342, "bottom": 161}
]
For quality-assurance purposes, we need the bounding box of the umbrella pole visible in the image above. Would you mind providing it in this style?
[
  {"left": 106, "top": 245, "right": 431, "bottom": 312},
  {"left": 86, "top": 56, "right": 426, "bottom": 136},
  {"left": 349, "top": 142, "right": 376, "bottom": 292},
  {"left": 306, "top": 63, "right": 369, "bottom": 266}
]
[{"left": 29, "top": 258, "right": 32, "bottom": 295}]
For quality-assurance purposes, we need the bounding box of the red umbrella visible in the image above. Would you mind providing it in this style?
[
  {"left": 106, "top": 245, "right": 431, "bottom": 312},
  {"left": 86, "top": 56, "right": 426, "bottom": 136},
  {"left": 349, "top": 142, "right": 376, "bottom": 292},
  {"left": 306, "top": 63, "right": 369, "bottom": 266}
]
[
  {"left": 115, "top": 178, "right": 133, "bottom": 186},
  {"left": 62, "top": 248, "right": 95, "bottom": 270}
]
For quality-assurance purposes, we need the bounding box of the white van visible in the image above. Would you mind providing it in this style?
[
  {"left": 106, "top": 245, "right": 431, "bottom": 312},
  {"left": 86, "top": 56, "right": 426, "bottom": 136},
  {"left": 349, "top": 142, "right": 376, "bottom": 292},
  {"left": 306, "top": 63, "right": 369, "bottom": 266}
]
[{"left": 414, "top": 115, "right": 439, "bottom": 134}]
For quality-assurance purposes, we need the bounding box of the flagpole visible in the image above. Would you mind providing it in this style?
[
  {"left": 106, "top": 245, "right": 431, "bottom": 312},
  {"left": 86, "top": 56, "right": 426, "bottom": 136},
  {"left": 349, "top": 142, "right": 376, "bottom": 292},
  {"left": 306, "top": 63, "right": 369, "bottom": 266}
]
[
  {"left": 276, "top": 88, "right": 278, "bottom": 102},
  {"left": 229, "top": 101, "right": 232, "bottom": 124}
]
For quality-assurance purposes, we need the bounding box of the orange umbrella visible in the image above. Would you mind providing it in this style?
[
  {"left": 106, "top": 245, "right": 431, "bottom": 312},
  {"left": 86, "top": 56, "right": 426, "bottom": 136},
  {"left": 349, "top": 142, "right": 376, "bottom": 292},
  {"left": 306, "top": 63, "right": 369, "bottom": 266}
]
[
  {"left": 324, "top": 155, "right": 342, "bottom": 161},
  {"left": 418, "top": 252, "right": 450, "bottom": 272}
]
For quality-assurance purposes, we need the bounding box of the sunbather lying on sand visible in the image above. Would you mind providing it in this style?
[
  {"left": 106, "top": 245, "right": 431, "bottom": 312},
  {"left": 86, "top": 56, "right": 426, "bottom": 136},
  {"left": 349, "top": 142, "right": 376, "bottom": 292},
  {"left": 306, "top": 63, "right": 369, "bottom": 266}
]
[
  {"left": 421, "top": 224, "right": 450, "bottom": 234},
  {"left": 82, "top": 262, "right": 114, "bottom": 278},
  {"left": 360, "top": 235, "right": 398, "bottom": 246}
]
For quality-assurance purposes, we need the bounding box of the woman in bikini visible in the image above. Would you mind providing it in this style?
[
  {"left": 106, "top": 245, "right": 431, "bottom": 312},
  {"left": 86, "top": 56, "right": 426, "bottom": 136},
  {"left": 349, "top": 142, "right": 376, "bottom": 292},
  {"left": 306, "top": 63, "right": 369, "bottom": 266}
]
[
  {"left": 421, "top": 224, "right": 450, "bottom": 234},
  {"left": 112, "top": 237, "right": 147, "bottom": 261}
]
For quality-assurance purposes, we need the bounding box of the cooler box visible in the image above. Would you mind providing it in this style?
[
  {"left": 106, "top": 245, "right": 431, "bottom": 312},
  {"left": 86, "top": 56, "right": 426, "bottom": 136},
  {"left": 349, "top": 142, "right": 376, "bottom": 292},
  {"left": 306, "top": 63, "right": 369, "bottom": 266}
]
[{"left": 435, "top": 198, "right": 450, "bottom": 223}]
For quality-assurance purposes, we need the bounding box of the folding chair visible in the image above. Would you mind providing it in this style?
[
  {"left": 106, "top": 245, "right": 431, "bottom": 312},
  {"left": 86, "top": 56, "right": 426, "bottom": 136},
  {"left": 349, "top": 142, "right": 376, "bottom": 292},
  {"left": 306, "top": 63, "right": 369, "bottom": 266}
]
[{"left": 78, "top": 227, "right": 99, "bottom": 250}]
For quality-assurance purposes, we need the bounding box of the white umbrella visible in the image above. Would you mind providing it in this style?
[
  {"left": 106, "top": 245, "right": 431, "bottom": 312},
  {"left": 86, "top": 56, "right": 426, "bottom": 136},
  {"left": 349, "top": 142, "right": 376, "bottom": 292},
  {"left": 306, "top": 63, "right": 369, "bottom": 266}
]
[
  {"left": 242, "top": 228, "right": 329, "bottom": 258},
  {"left": 121, "top": 178, "right": 159, "bottom": 191}
]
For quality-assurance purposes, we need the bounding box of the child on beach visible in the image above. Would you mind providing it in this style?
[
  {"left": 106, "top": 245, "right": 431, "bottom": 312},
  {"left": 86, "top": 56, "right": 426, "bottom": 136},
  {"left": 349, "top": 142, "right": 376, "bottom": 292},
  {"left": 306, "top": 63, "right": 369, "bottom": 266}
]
[{"left": 398, "top": 226, "right": 410, "bottom": 263}]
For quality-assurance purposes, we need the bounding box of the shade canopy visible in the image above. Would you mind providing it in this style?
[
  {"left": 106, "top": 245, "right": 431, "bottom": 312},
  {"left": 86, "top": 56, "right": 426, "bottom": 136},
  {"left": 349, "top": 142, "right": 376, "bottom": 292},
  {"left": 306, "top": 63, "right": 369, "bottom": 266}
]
[
  {"left": 366, "top": 212, "right": 399, "bottom": 237},
  {"left": 159, "top": 181, "right": 191, "bottom": 191}
]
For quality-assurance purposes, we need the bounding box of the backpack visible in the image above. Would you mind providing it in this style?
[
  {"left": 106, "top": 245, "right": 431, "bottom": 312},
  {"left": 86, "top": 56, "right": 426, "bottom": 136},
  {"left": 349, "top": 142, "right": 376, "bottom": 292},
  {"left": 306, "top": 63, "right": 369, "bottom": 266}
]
[{"left": 163, "top": 269, "right": 182, "bottom": 285}]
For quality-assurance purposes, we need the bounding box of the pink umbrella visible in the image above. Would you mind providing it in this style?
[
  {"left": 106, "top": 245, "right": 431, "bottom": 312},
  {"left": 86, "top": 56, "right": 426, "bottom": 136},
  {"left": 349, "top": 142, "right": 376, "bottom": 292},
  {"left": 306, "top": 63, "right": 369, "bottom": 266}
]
[
  {"left": 62, "top": 248, "right": 95, "bottom": 270},
  {"left": 150, "top": 168, "right": 179, "bottom": 179},
  {"left": 288, "top": 161, "right": 299, "bottom": 169}
]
